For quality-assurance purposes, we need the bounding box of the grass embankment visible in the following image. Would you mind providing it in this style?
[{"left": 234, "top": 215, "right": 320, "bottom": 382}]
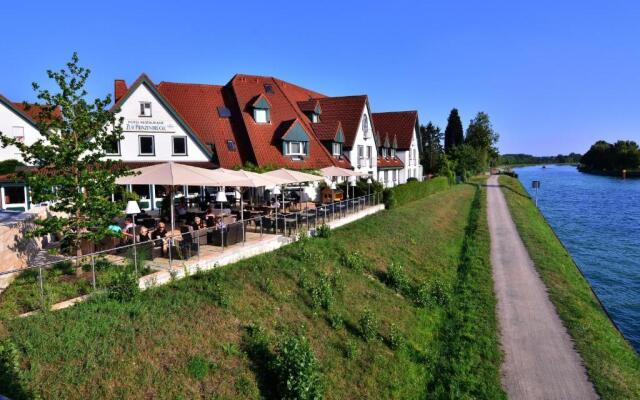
[
  {"left": 386, "top": 176, "right": 449, "bottom": 208},
  {"left": 0, "top": 182, "right": 502, "bottom": 399},
  {"left": 499, "top": 176, "right": 640, "bottom": 399}
]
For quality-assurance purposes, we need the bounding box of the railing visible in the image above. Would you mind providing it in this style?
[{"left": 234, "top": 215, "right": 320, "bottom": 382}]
[{"left": 0, "top": 192, "right": 383, "bottom": 312}]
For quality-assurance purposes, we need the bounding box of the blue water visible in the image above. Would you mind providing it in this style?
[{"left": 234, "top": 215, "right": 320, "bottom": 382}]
[{"left": 513, "top": 165, "right": 640, "bottom": 351}]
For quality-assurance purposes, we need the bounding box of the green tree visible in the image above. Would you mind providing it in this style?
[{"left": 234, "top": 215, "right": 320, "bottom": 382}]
[
  {"left": 0, "top": 53, "right": 130, "bottom": 255},
  {"left": 444, "top": 108, "right": 464, "bottom": 154},
  {"left": 464, "top": 112, "right": 500, "bottom": 168},
  {"left": 420, "top": 122, "right": 443, "bottom": 173},
  {"left": 580, "top": 140, "right": 640, "bottom": 172}
]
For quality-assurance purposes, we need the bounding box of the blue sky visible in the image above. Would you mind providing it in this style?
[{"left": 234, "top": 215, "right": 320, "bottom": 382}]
[{"left": 1, "top": 0, "right": 639, "bottom": 155}]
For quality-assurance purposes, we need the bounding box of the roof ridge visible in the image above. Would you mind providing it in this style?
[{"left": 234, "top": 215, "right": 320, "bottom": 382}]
[{"left": 158, "top": 81, "right": 224, "bottom": 88}]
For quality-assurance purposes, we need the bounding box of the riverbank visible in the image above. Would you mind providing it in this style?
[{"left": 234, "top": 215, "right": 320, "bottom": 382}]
[
  {"left": 499, "top": 176, "right": 640, "bottom": 399},
  {"left": 0, "top": 183, "right": 504, "bottom": 399},
  {"left": 577, "top": 166, "right": 640, "bottom": 178}
]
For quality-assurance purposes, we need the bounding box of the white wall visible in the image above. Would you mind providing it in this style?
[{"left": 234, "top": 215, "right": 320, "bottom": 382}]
[
  {"left": 397, "top": 125, "right": 423, "bottom": 183},
  {"left": 345, "top": 104, "right": 377, "bottom": 178},
  {"left": 106, "top": 84, "right": 210, "bottom": 163},
  {"left": 0, "top": 103, "right": 41, "bottom": 163}
]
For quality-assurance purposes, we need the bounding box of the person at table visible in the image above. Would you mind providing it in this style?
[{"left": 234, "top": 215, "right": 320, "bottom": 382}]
[
  {"left": 191, "top": 216, "right": 204, "bottom": 232},
  {"left": 205, "top": 206, "right": 217, "bottom": 219},
  {"left": 107, "top": 219, "right": 122, "bottom": 234},
  {"left": 212, "top": 215, "right": 226, "bottom": 230},
  {"left": 138, "top": 226, "right": 152, "bottom": 242},
  {"left": 152, "top": 222, "right": 170, "bottom": 256},
  {"left": 122, "top": 217, "right": 135, "bottom": 243}
]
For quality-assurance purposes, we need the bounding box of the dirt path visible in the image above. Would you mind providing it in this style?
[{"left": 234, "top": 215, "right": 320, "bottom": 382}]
[{"left": 486, "top": 175, "right": 598, "bottom": 399}]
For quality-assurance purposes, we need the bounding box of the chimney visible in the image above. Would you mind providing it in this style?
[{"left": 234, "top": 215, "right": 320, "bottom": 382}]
[{"left": 114, "top": 80, "right": 128, "bottom": 103}]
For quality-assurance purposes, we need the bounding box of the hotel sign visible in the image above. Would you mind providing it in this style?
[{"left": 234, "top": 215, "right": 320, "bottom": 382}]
[{"left": 125, "top": 119, "right": 176, "bottom": 133}]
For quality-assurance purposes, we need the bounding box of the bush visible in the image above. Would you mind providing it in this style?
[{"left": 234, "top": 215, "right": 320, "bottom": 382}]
[
  {"left": 382, "top": 188, "right": 396, "bottom": 209},
  {"left": 343, "top": 339, "right": 359, "bottom": 359},
  {"left": 386, "top": 262, "right": 410, "bottom": 294},
  {"left": 106, "top": 269, "right": 139, "bottom": 302},
  {"left": 187, "top": 356, "right": 215, "bottom": 381},
  {"left": 273, "top": 334, "right": 324, "bottom": 400},
  {"left": 328, "top": 312, "right": 344, "bottom": 330},
  {"left": 315, "top": 224, "right": 331, "bottom": 238},
  {"left": 205, "top": 270, "right": 230, "bottom": 308},
  {"left": 388, "top": 323, "right": 405, "bottom": 350},
  {"left": 413, "top": 279, "right": 450, "bottom": 307},
  {"left": 389, "top": 176, "right": 449, "bottom": 208},
  {"left": 343, "top": 251, "right": 366, "bottom": 272},
  {"left": 359, "top": 308, "right": 378, "bottom": 342},
  {"left": 0, "top": 339, "right": 33, "bottom": 400},
  {"left": 407, "top": 177, "right": 418, "bottom": 182},
  {"left": 308, "top": 273, "right": 334, "bottom": 311}
]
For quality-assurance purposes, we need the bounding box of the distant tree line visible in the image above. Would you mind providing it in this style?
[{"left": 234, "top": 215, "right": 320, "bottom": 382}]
[
  {"left": 500, "top": 153, "right": 582, "bottom": 166},
  {"left": 421, "top": 108, "right": 499, "bottom": 181},
  {"left": 579, "top": 140, "right": 640, "bottom": 172}
]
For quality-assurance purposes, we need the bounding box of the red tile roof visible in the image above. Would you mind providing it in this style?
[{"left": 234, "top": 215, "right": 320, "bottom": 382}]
[
  {"left": 377, "top": 156, "right": 404, "bottom": 169},
  {"left": 155, "top": 81, "right": 247, "bottom": 169},
  {"left": 227, "top": 74, "right": 339, "bottom": 170},
  {"left": 312, "top": 96, "right": 368, "bottom": 150},
  {"left": 371, "top": 111, "right": 418, "bottom": 150}
]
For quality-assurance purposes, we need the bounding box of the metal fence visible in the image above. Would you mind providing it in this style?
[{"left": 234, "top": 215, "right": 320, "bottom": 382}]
[{"left": 0, "top": 192, "right": 383, "bottom": 311}]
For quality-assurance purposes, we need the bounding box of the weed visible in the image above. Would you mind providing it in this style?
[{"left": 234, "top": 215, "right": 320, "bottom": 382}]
[
  {"left": 273, "top": 334, "right": 324, "bottom": 400},
  {"left": 328, "top": 313, "right": 344, "bottom": 330},
  {"left": 105, "top": 269, "right": 139, "bottom": 302},
  {"left": 308, "top": 273, "right": 334, "bottom": 311},
  {"left": 343, "top": 339, "right": 360, "bottom": 360},
  {"left": 386, "top": 262, "right": 410, "bottom": 294},
  {"left": 316, "top": 224, "right": 331, "bottom": 238},
  {"left": 359, "top": 308, "right": 378, "bottom": 342},
  {"left": 187, "top": 356, "right": 211, "bottom": 380},
  {"left": 343, "top": 251, "right": 366, "bottom": 272},
  {"left": 222, "top": 342, "right": 241, "bottom": 357},
  {"left": 388, "top": 324, "right": 405, "bottom": 350}
]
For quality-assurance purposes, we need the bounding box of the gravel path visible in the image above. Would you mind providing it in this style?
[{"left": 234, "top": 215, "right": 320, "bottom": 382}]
[{"left": 486, "top": 175, "right": 598, "bottom": 399}]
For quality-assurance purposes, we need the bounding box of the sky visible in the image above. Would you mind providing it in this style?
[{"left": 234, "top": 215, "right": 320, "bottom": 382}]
[{"left": 1, "top": 0, "right": 639, "bottom": 156}]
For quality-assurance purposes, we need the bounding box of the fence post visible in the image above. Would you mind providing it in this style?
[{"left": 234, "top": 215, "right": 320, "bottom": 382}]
[
  {"left": 91, "top": 254, "right": 96, "bottom": 291},
  {"left": 38, "top": 265, "right": 45, "bottom": 310},
  {"left": 284, "top": 215, "right": 287, "bottom": 237},
  {"left": 242, "top": 221, "right": 246, "bottom": 246},
  {"left": 260, "top": 216, "right": 263, "bottom": 239}
]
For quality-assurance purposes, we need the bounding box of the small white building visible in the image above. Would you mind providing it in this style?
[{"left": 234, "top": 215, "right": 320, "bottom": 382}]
[{"left": 372, "top": 111, "right": 423, "bottom": 185}]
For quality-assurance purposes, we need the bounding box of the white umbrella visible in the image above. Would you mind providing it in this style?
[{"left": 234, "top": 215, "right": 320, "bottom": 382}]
[
  {"left": 116, "top": 162, "right": 237, "bottom": 241},
  {"left": 320, "top": 166, "right": 367, "bottom": 178},
  {"left": 263, "top": 169, "right": 323, "bottom": 213}
]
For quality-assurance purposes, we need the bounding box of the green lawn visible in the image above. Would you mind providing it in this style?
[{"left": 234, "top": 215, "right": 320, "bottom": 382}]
[
  {"left": 0, "top": 182, "right": 503, "bottom": 399},
  {"left": 499, "top": 176, "right": 640, "bottom": 399}
]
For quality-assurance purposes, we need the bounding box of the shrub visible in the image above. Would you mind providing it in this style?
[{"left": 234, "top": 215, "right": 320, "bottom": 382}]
[
  {"left": 187, "top": 356, "right": 213, "bottom": 380},
  {"left": 106, "top": 269, "right": 139, "bottom": 302},
  {"left": 272, "top": 334, "right": 323, "bottom": 400},
  {"left": 0, "top": 339, "right": 33, "bottom": 400},
  {"left": 407, "top": 177, "right": 418, "bottom": 182},
  {"left": 208, "top": 270, "right": 230, "bottom": 308},
  {"left": 308, "top": 273, "right": 336, "bottom": 311},
  {"left": 328, "top": 312, "right": 344, "bottom": 330},
  {"left": 359, "top": 308, "right": 378, "bottom": 342},
  {"left": 386, "top": 262, "right": 410, "bottom": 294},
  {"left": 315, "top": 224, "right": 331, "bottom": 238},
  {"left": 390, "top": 176, "right": 449, "bottom": 207},
  {"left": 382, "top": 188, "right": 396, "bottom": 209},
  {"left": 413, "top": 279, "right": 450, "bottom": 307},
  {"left": 343, "top": 251, "right": 366, "bottom": 272},
  {"left": 388, "top": 324, "right": 405, "bottom": 350}
]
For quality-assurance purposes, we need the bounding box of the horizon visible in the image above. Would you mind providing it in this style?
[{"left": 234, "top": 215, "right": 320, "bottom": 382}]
[{"left": 2, "top": 1, "right": 639, "bottom": 156}]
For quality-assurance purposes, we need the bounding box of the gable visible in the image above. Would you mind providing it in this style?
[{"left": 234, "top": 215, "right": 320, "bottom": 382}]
[
  {"left": 0, "top": 95, "right": 37, "bottom": 129},
  {"left": 253, "top": 95, "right": 271, "bottom": 109},
  {"left": 335, "top": 126, "right": 345, "bottom": 143},
  {"left": 282, "top": 121, "right": 310, "bottom": 142},
  {"left": 114, "top": 77, "right": 212, "bottom": 158}
]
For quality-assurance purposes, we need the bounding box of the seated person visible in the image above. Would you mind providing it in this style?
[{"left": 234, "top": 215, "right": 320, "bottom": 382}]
[
  {"left": 213, "top": 215, "right": 226, "bottom": 230},
  {"left": 122, "top": 217, "right": 135, "bottom": 243},
  {"left": 191, "top": 216, "right": 204, "bottom": 231},
  {"left": 176, "top": 199, "right": 188, "bottom": 218},
  {"left": 108, "top": 219, "right": 122, "bottom": 234},
  {"left": 138, "top": 226, "right": 152, "bottom": 242},
  {"left": 152, "top": 222, "right": 170, "bottom": 256}
]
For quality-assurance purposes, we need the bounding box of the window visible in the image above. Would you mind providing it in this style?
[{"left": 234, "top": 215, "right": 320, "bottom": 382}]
[
  {"left": 391, "top": 148, "right": 396, "bottom": 158},
  {"left": 264, "top": 84, "right": 274, "bottom": 94},
  {"left": 139, "top": 135, "right": 154, "bottom": 155},
  {"left": 172, "top": 136, "right": 187, "bottom": 155},
  {"left": 105, "top": 136, "right": 120, "bottom": 155},
  {"left": 3, "top": 186, "right": 26, "bottom": 205},
  {"left": 11, "top": 126, "right": 24, "bottom": 143},
  {"left": 255, "top": 109, "right": 269, "bottom": 123},
  {"left": 227, "top": 140, "right": 236, "bottom": 151},
  {"left": 139, "top": 102, "right": 152, "bottom": 117},
  {"left": 332, "top": 142, "right": 342, "bottom": 156},
  {"left": 311, "top": 113, "right": 320, "bottom": 123},
  {"left": 381, "top": 147, "right": 387, "bottom": 158},
  {"left": 284, "top": 141, "right": 305, "bottom": 156},
  {"left": 367, "top": 146, "right": 373, "bottom": 167},
  {"left": 217, "top": 106, "right": 231, "bottom": 117},
  {"left": 361, "top": 114, "right": 369, "bottom": 135}
]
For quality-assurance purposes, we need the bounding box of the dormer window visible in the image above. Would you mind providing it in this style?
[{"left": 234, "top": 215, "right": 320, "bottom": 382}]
[
  {"left": 281, "top": 120, "right": 310, "bottom": 160},
  {"left": 252, "top": 95, "right": 271, "bottom": 123},
  {"left": 254, "top": 109, "right": 269, "bottom": 123},
  {"left": 390, "top": 148, "right": 396, "bottom": 158},
  {"left": 285, "top": 141, "right": 306, "bottom": 156},
  {"left": 332, "top": 142, "right": 342, "bottom": 156},
  {"left": 311, "top": 113, "right": 320, "bottom": 123},
  {"left": 382, "top": 148, "right": 388, "bottom": 158},
  {"left": 139, "top": 102, "right": 152, "bottom": 117}
]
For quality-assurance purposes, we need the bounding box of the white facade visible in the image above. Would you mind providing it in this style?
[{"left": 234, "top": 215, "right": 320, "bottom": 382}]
[
  {"left": 0, "top": 101, "right": 41, "bottom": 164},
  {"left": 397, "top": 125, "right": 423, "bottom": 183},
  {"left": 377, "top": 168, "right": 400, "bottom": 188},
  {"left": 345, "top": 104, "right": 377, "bottom": 178},
  {"left": 106, "top": 83, "right": 210, "bottom": 163}
]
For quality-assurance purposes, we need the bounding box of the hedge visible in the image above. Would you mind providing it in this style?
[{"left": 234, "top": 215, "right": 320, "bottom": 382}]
[{"left": 384, "top": 176, "right": 450, "bottom": 209}]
